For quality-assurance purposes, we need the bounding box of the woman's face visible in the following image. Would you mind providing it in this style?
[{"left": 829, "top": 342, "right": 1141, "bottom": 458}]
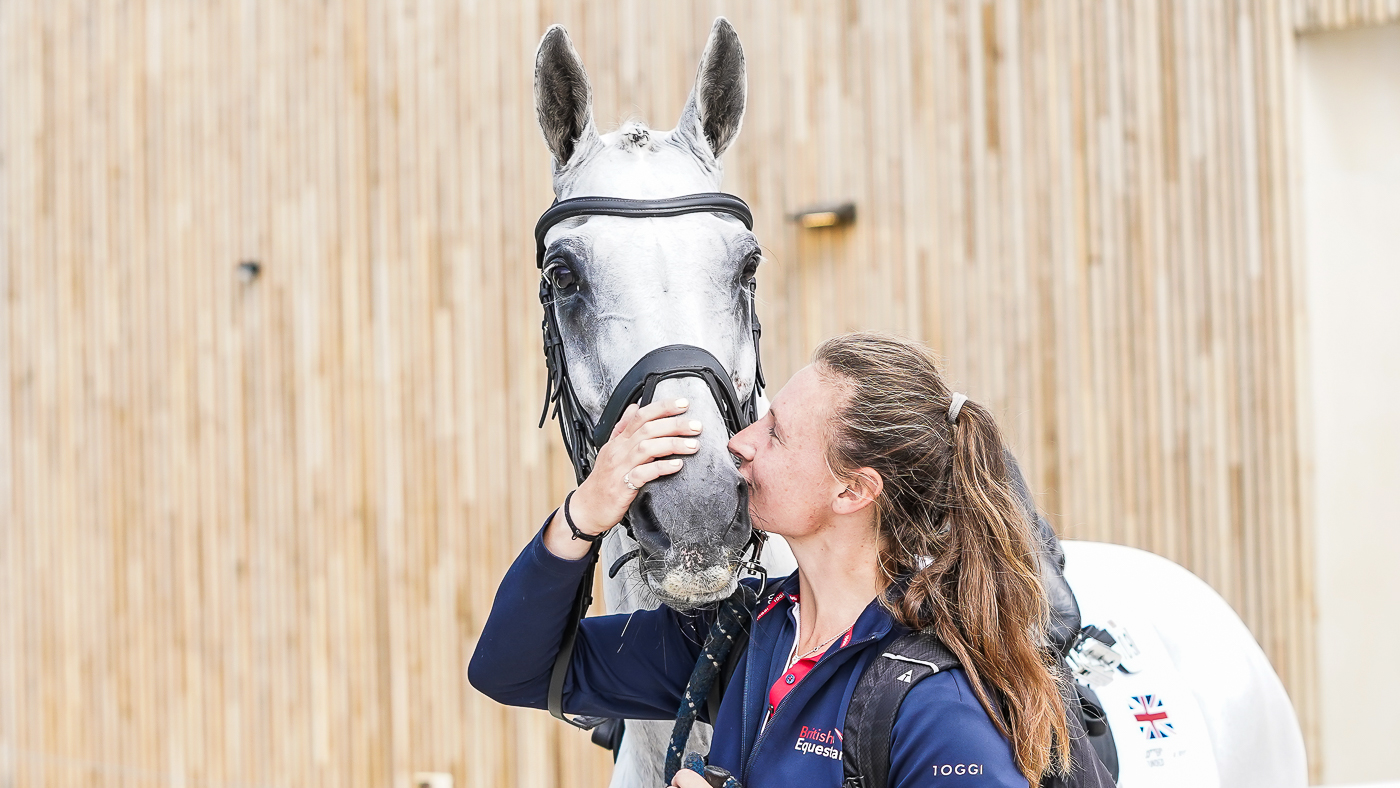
[{"left": 727, "top": 365, "right": 848, "bottom": 538}]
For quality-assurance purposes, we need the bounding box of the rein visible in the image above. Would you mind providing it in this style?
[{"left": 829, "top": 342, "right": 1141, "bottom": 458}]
[{"left": 535, "top": 192, "right": 769, "bottom": 734}]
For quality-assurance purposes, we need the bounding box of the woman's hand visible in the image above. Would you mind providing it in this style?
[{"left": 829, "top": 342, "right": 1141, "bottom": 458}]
[
  {"left": 542, "top": 398, "right": 703, "bottom": 559},
  {"left": 669, "top": 768, "right": 712, "bottom": 787},
  {"left": 572, "top": 397, "right": 703, "bottom": 530}
]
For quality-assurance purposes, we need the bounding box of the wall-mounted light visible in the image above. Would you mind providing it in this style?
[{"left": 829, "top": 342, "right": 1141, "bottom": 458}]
[{"left": 790, "top": 201, "right": 857, "bottom": 229}]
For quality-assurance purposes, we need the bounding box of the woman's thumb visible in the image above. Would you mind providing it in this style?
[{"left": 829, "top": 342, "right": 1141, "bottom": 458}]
[{"left": 611, "top": 403, "right": 639, "bottom": 439}]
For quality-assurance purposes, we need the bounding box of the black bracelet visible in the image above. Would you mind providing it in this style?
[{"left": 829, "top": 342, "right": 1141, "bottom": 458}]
[{"left": 563, "top": 491, "right": 601, "bottom": 542}]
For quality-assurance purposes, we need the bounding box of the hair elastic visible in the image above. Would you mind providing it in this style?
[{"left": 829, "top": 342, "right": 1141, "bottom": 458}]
[{"left": 947, "top": 392, "right": 968, "bottom": 425}]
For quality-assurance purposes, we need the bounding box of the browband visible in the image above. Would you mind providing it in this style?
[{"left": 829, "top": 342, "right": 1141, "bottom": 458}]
[{"left": 535, "top": 192, "right": 754, "bottom": 268}]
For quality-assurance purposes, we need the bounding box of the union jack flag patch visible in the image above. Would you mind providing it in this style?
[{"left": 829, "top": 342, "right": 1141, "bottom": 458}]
[{"left": 1129, "top": 694, "right": 1173, "bottom": 740}]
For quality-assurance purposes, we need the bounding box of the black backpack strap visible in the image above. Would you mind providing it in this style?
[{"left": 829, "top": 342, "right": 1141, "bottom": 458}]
[
  {"left": 842, "top": 632, "right": 1118, "bottom": 788},
  {"left": 1041, "top": 660, "right": 1119, "bottom": 788},
  {"left": 548, "top": 547, "right": 605, "bottom": 729},
  {"left": 1073, "top": 680, "right": 1119, "bottom": 782},
  {"left": 1003, "top": 450, "right": 1081, "bottom": 655},
  {"left": 842, "top": 631, "right": 959, "bottom": 788}
]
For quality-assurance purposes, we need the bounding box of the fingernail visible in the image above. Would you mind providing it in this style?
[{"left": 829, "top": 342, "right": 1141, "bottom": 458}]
[
  {"left": 684, "top": 439, "right": 698, "bottom": 449},
  {"left": 689, "top": 420, "right": 703, "bottom": 432},
  {"left": 675, "top": 398, "right": 689, "bottom": 408},
  {"left": 670, "top": 459, "right": 683, "bottom": 467}
]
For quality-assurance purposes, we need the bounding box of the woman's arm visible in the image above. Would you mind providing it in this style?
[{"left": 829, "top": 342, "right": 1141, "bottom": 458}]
[
  {"left": 466, "top": 518, "right": 710, "bottom": 719},
  {"left": 469, "top": 397, "right": 712, "bottom": 718}
]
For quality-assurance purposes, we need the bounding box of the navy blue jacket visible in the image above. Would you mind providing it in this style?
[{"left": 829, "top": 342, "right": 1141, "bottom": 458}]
[{"left": 468, "top": 522, "right": 1028, "bottom": 788}]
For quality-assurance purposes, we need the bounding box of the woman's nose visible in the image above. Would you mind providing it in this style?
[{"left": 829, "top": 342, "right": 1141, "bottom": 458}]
[{"left": 727, "top": 424, "right": 756, "bottom": 462}]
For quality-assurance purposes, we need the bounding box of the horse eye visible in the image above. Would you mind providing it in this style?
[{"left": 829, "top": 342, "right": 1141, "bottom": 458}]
[
  {"left": 741, "top": 251, "right": 761, "bottom": 281},
  {"left": 546, "top": 263, "right": 578, "bottom": 292}
]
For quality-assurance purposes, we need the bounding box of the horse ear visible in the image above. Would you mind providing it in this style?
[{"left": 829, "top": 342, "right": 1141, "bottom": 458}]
[
  {"left": 677, "top": 18, "right": 747, "bottom": 160},
  {"left": 535, "top": 25, "right": 596, "bottom": 167}
]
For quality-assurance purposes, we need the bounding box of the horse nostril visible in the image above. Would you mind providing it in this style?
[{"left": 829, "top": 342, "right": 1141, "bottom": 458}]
[
  {"left": 629, "top": 493, "right": 672, "bottom": 554},
  {"left": 728, "top": 478, "right": 751, "bottom": 540}
]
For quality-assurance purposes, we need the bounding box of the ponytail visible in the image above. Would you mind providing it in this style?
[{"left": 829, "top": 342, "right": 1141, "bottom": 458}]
[
  {"left": 937, "top": 399, "right": 1071, "bottom": 778},
  {"left": 813, "top": 333, "right": 1071, "bottom": 782}
]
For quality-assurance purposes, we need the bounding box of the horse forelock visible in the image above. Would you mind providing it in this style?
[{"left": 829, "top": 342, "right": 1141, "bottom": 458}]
[
  {"left": 616, "top": 120, "right": 653, "bottom": 151},
  {"left": 553, "top": 117, "right": 723, "bottom": 199}
]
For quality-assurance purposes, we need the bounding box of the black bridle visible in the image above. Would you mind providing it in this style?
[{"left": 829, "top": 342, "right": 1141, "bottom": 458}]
[
  {"left": 534, "top": 192, "right": 770, "bottom": 729},
  {"left": 535, "top": 192, "right": 766, "bottom": 484}
]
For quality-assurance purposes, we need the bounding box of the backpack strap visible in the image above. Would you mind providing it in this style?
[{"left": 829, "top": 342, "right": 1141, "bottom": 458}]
[
  {"left": 843, "top": 636, "right": 1119, "bottom": 788},
  {"left": 842, "top": 631, "right": 960, "bottom": 788},
  {"left": 547, "top": 548, "right": 609, "bottom": 729}
]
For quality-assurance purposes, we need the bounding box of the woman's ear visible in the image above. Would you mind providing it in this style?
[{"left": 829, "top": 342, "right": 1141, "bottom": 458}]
[{"left": 834, "top": 468, "right": 882, "bottom": 515}]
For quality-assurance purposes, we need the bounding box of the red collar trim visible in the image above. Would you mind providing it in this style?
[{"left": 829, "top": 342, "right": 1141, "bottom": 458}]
[{"left": 755, "top": 592, "right": 792, "bottom": 621}]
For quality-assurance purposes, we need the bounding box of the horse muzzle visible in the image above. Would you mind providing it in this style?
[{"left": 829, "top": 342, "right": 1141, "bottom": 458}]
[{"left": 628, "top": 472, "right": 752, "bottom": 609}]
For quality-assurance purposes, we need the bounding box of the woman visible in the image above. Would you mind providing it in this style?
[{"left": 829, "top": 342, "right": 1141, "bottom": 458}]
[{"left": 470, "top": 333, "right": 1075, "bottom": 787}]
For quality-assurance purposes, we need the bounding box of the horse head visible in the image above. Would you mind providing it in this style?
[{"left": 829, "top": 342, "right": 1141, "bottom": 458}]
[{"left": 533, "top": 20, "right": 762, "bottom": 609}]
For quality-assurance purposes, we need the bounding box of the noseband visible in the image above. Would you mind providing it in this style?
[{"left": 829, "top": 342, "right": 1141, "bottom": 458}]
[
  {"left": 534, "top": 192, "right": 771, "bottom": 730},
  {"left": 535, "top": 193, "right": 767, "bottom": 485}
]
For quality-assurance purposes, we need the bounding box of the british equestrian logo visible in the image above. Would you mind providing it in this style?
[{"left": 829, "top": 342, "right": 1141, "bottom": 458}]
[
  {"left": 1129, "top": 694, "right": 1173, "bottom": 739},
  {"left": 794, "top": 725, "right": 842, "bottom": 760}
]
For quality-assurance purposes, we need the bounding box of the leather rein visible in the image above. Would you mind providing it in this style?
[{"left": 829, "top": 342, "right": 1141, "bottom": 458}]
[{"left": 534, "top": 192, "right": 770, "bottom": 728}]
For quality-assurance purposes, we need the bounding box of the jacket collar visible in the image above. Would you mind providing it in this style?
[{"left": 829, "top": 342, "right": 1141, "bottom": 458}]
[
  {"left": 736, "top": 572, "right": 906, "bottom": 782},
  {"left": 752, "top": 571, "right": 899, "bottom": 647}
]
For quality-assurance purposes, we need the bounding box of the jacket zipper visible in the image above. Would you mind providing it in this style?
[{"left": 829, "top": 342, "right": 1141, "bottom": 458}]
[{"left": 740, "top": 634, "right": 882, "bottom": 784}]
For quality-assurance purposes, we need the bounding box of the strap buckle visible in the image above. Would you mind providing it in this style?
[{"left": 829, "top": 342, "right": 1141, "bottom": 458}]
[
  {"left": 568, "top": 715, "right": 608, "bottom": 731},
  {"left": 1066, "top": 623, "right": 1138, "bottom": 687}
]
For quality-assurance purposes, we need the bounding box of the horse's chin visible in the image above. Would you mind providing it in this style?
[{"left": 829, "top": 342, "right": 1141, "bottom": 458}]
[{"left": 643, "top": 566, "right": 739, "bottom": 611}]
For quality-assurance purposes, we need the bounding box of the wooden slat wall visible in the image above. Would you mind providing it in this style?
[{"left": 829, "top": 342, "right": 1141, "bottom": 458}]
[
  {"left": 0, "top": 1, "right": 1322, "bottom": 785},
  {"left": 1295, "top": 0, "right": 1400, "bottom": 30}
]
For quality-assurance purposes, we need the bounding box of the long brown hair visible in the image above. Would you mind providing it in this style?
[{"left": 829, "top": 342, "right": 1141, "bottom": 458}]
[{"left": 813, "top": 332, "right": 1070, "bottom": 782}]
